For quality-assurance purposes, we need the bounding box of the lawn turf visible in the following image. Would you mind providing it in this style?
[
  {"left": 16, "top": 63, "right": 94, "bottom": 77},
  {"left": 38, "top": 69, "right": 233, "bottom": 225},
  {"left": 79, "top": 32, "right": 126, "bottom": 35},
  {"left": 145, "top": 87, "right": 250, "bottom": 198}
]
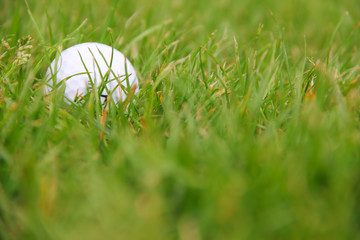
[{"left": 1, "top": 0, "right": 360, "bottom": 239}]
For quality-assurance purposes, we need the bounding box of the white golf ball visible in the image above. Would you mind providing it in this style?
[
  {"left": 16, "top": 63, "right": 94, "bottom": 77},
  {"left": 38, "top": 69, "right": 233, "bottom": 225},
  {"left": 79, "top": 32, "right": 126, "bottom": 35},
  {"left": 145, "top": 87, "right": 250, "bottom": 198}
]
[{"left": 45, "top": 42, "right": 138, "bottom": 104}]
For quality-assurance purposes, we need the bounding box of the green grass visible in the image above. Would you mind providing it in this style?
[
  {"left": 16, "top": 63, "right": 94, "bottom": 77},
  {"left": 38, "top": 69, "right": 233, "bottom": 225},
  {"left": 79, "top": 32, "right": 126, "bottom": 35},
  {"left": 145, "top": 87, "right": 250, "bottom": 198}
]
[{"left": 1, "top": 0, "right": 360, "bottom": 239}]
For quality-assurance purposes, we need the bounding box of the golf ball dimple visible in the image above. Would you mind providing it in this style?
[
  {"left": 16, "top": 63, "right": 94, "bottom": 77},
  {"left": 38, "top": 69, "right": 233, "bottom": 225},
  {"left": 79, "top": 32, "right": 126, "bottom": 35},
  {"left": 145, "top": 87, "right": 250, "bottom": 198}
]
[{"left": 45, "top": 42, "right": 139, "bottom": 104}]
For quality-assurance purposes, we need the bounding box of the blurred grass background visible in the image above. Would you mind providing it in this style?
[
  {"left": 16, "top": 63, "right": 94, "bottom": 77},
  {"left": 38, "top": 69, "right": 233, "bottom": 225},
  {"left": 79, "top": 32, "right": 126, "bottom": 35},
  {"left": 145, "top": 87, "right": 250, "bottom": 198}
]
[{"left": 1, "top": 0, "right": 360, "bottom": 239}]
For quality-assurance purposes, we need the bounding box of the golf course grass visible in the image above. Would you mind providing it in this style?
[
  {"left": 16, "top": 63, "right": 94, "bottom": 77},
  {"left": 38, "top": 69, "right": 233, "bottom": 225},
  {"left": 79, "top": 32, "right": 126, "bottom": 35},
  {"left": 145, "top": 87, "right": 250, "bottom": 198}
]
[{"left": 1, "top": 0, "right": 360, "bottom": 239}]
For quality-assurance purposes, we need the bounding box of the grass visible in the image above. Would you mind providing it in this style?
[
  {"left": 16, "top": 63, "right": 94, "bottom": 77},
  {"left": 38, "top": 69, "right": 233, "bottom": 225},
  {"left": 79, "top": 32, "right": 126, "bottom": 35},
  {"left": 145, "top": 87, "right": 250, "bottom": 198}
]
[{"left": 1, "top": 0, "right": 360, "bottom": 239}]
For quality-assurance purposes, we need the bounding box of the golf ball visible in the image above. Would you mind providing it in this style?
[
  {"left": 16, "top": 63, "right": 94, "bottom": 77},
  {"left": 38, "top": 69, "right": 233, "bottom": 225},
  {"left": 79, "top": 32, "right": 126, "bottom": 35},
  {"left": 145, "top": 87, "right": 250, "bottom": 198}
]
[{"left": 45, "top": 42, "right": 138, "bottom": 104}]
